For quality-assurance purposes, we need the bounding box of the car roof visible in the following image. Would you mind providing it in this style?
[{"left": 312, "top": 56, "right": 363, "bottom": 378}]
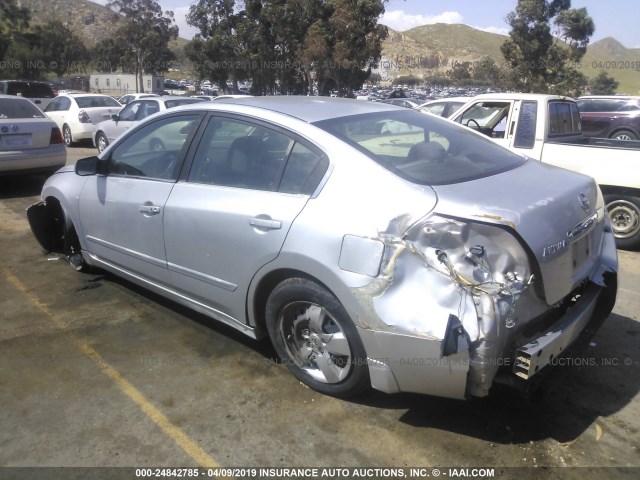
[
  {"left": 0, "top": 94, "right": 32, "bottom": 101},
  {"left": 129, "top": 95, "right": 196, "bottom": 102},
  {"left": 211, "top": 96, "right": 400, "bottom": 122},
  {"left": 63, "top": 93, "right": 117, "bottom": 98},
  {"left": 418, "top": 97, "right": 471, "bottom": 106},
  {"left": 469, "top": 93, "right": 576, "bottom": 102},
  {"left": 578, "top": 95, "right": 640, "bottom": 101}
]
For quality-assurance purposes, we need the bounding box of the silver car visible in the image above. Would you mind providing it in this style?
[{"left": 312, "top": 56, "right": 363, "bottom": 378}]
[
  {"left": 0, "top": 94, "right": 66, "bottom": 176},
  {"left": 93, "top": 96, "right": 205, "bottom": 152},
  {"left": 27, "top": 97, "right": 618, "bottom": 400}
]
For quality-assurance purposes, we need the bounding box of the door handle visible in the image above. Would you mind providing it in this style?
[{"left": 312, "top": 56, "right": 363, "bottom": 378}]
[
  {"left": 249, "top": 217, "right": 282, "bottom": 230},
  {"left": 139, "top": 205, "right": 161, "bottom": 215}
]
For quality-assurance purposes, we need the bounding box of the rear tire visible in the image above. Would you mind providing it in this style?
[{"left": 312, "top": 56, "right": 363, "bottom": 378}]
[
  {"left": 605, "top": 194, "right": 640, "bottom": 250},
  {"left": 610, "top": 129, "right": 638, "bottom": 141},
  {"left": 265, "top": 278, "right": 370, "bottom": 398},
  {"left": 62, "top": 124, "right": 74, "bottom": 147}
]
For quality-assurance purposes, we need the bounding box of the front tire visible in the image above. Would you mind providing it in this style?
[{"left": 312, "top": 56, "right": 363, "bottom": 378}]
[
  {"left": 96, "top": 132, "right": 109, "bottom": 153},
  {"left": 605, "top": 194, "right": 640, "bottom": 250},
  {"left": 265, "top": 278, "right": 370, "bottom": 397}
]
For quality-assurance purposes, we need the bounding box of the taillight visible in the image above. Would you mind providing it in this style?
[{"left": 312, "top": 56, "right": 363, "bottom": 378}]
[
  {"left": 78, "top": 110, "right": 91, "bottom": 123},
  {"left": 50, "top": 127, "right": 64, "bottom": 145}
]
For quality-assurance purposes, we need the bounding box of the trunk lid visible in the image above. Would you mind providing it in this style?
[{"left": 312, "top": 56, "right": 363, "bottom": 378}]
[
  {"left": 84, "top": 107, "right": 121, "bottom": 124},
  {"left": 0, "top": 118, "right": 57, "bottom": 150},
  {"left": 432, "top": 160, "right": 603, "bottom": 305}
]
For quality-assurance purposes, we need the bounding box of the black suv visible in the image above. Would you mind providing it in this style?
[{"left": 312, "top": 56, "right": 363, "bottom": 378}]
[{"left": 0, "top": 80, "right": 56, "bottom": 110}]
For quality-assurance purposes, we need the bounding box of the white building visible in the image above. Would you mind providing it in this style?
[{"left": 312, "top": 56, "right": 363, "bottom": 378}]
[{"left": 89, "top": 74, "right": 164, "bottom": 95}]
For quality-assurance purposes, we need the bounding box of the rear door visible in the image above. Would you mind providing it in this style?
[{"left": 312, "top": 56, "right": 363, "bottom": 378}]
[
  {"left": 43, "top": 96, "right": 71, "bottom": 130},
  {"left": 164, "top": 115, "right": 328, "bottom": 324}
]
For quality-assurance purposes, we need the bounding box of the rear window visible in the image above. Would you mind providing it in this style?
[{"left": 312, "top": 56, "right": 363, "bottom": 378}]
[
  {"left": 3, "top": 81, "right": 54, "bottom": 98},
  {"left": 549, "top": 102, "right": 581, "bottom": 136},
  {"left": 29, "top": 83, "right": 55, "bottom": 98},
  {"left": 313, "top": 110, "right": 526, "bottom": 185},
  {"left": 75, "top": 96, "right": 121, "bottom": 108},
  {"left": 0, "top": 98, "right": 46, "bottom": 119}
]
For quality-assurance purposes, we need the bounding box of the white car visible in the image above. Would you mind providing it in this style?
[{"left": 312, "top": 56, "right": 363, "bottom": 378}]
[
  {"left": 43, "top": 94, "right": 122, "bottom": 147},
  {"left": 0, "top": 94, "right": 66, "bottom": 176},
  {"left": 93, "top": 96, "right": 204, "bottom": 152},
  {"left": 117, "top": 93, "right": 159, "bottom": 106}
]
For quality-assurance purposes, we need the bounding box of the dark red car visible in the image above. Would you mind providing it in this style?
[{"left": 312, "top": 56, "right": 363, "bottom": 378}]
[{"left": 577, "top": 96, "right": 640, "bottom": 141}]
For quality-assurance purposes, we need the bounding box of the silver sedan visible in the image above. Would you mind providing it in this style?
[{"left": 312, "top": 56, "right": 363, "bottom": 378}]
[
  {"left": 27, "top": 97, "right": 618, "bottom": 400},
  {"left": 0, "top": 94, "right": 66, "bottom": 176}
]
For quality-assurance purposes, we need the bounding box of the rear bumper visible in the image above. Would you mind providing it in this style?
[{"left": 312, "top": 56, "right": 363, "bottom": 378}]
[
  {"left": 0, "top": 146, "right": 66, "bottom": 175},
  {"left": 358, "top": 229, "right": 618, "bottom": 400},
  {"left": 513, "top": 280, "right": 610, "bottom": 379},
  {"left": 71, "top": 123, "right": 97, "bottom": 141}
]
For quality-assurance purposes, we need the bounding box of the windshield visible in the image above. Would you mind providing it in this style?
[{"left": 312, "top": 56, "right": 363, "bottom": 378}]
[
  {"left": 75, "top": 96, "right": 122, "bottom": 108},
  {"left": 313, "top": 110, "right": 526, "bottom": 185}
]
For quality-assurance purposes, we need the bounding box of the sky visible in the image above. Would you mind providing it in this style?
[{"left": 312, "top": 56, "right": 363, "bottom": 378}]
[{"left": 91, "top": 0, "right": 640, "bottom": 49}]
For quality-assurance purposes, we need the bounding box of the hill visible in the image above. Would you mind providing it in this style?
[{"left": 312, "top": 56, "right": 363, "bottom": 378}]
[
  {"left": 378, "top": 24, "right": 640, "bottom": 94},
  {"left": 18, "top": 0, "right": 122, "bottom": 46}
]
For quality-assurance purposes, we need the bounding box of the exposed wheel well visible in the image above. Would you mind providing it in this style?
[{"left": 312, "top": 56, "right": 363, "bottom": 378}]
[
  {"left": 599, "top": 185, "right": 640, "bottom": 198},
  {"left": 43, "top": 196, "right": 81, "bottom": 255}
]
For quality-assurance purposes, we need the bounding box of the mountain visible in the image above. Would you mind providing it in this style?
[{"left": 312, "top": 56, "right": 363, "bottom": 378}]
[
  {"left": 17, "top": 0, "right": 122, "bottom": 46},
  {"left": 582, "top": 38, "right": 640, "bottom": 94},
  {"left": 14, "top": 1, "right": 640, "bottom": 93},
  {"left": 378, "top": 24, "right": 640, "bottom": 95}
]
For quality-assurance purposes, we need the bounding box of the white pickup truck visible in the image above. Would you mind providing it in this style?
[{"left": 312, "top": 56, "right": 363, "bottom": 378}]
[{"left": 450, "top": 93, "right": 640, "bottom": 249}]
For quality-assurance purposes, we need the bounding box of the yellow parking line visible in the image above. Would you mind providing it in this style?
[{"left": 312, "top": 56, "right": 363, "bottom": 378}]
[{"left": 1, "top": 264, "right": 220, "bottom": 468}]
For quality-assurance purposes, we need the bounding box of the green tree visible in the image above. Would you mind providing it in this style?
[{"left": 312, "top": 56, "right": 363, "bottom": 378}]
[
  {"left": 322, "top": 0, "right": 388, "bottom": 96},
  {"left": 501, "top": 0, "right": 594, "bottom": 94},
  {"left": 185, "top": 0, "right": 247, "bottom": 93},
  {"left": 107, "top": 0, "right": 179, "bottom": 92},
  {"left": 92, "top": 38, "right": 130, "bottom": 73},
  {"left": 0, "top": 0, "right": 30, "bottom": 61},
  {"left": 590, "top": 70, "right": 619, "bottom": 95},
  {"left": 186, "top": 0, "right": 388, "bottom": 96},
  {"left": 32, "top": 21, "right": 89, "bottom": 77},
  {"left": 447, "top": 61, "right": 472, "bottom": 83}
]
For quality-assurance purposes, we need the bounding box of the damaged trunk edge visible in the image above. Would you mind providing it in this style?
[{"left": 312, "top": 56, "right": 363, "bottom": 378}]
[{"left": 351, "top": 213, "right": 617, "bottom": 399}]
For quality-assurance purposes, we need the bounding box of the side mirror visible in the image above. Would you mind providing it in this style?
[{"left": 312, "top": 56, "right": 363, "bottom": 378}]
[
  {"left": 111, "top": 114, "right": 119, "bottom": 122},
  {"left": 75, "top": 156, "right": 99, "bottom": 176}
]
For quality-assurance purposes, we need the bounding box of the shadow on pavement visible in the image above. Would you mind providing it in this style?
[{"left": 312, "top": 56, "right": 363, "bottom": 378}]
[{"left": 0, "top": 175, "right": 48, "bottom": 200}]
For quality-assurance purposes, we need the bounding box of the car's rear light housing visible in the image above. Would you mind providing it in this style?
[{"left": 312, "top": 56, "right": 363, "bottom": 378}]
[
  {"left": 50, "top": 127, "right": 64, "bottom": 145},
  {"left": 78, "top": 110, "right": 91, "bottom": 123}
]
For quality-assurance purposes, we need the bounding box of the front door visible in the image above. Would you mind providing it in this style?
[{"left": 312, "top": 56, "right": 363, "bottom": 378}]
[{"left": 78, "top": 113, "right": 202, "bottom": 284}]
